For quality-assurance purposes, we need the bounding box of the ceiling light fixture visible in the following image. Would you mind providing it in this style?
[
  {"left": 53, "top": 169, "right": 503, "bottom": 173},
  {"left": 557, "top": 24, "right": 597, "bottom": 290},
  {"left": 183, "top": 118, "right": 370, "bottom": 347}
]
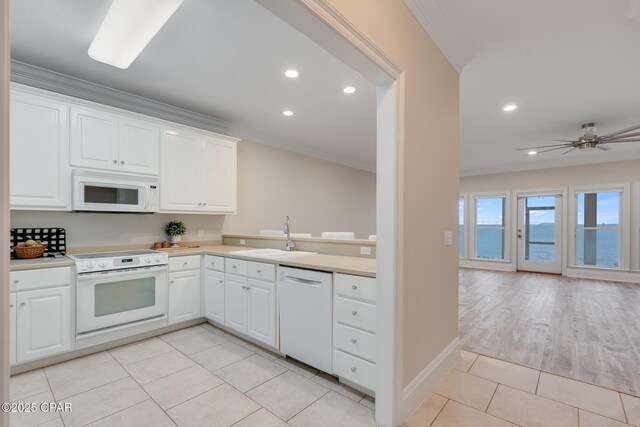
[
  {"left": 284, "top": 69, "right": 299, "bottom": 78},
  {"left": 343, "top": 86, "right": 356, "bottom": 94},
  {"left": 283, "top": 110, "right": 294, "bottom": 117},
  {"left": 503, "top": 104, "right": 518, "bottom": 112},
  {"left": 88, "top": 0, "right": 185, "bottom": 69},
  {"left": 528, "top": 151, "right": 537, "bottom": 156}
]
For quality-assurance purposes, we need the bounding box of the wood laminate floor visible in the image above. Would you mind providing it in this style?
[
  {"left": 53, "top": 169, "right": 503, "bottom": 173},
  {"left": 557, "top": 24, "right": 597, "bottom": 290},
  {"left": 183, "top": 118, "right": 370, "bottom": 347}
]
[{"left": 459, "top": 268, "right": 640, "bottom": 397}]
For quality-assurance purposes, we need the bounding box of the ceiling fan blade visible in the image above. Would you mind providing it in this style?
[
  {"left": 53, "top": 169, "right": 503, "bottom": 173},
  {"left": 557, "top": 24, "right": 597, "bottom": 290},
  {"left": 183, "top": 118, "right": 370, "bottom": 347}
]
[
  {"left": 537, "top": 146, "right": 573, "bottom": 154},
  {"left": 600, "top": 123, "right": 640, "bottom": 139},
  {"left": 596, "top": 145, "right": 612, "bottom": 151},
  {"left": 516, "top": 143, "right": 572, "bottom": 151},
  {"left": 561, "top": 147, "right": 577, "bottom": 155},
  {"left": 602, "top": 131, "right": 640, "bottom": 141},
  {"left": 598, "top": 138, "right": 640, "bottom": 144}
]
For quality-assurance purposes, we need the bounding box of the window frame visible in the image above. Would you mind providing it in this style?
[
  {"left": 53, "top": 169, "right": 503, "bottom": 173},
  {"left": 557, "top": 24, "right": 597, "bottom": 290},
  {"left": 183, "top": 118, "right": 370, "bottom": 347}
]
[
  {"left": 568, "top": 183, "right": 630, "bottom": 271},
  {"left": 470, "top": 191, "right": 511, "bottom": 262},
  {"left": 458, "top": 193, "right": 468, "bottom": 259},
  {"left": 634, "top": 182, "right": 640, "bottom": 272}
]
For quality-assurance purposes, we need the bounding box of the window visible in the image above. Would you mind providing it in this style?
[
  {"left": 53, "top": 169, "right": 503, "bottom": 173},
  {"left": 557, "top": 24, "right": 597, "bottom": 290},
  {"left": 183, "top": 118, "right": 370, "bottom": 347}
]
[
  {"left": 474, "top": 196, "right": 506, "bottom": 260},
  {"left": 459, "top": 197, "right": 465, "bottom": 258},
  {"left": 575, "top": 191, "right": 621, "bottom": 268}
]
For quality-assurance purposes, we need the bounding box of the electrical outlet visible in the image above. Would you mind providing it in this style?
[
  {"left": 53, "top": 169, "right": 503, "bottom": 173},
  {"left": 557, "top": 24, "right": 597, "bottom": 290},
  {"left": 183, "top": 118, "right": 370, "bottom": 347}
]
[
  {"left": 360, "top": 246, "right": 372, "bottom": 255},
  {"left": 197, "top": 229, "right": 204, "bottom": 238},
  {"left": 240, "top": 239, "right": 246, "bottom": 245}
]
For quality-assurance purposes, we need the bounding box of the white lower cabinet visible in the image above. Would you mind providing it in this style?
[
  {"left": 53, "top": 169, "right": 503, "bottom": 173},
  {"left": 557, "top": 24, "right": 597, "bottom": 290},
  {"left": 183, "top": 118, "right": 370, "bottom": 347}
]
[
  {"left": 203, "top": 269, "right": 225, "bottom": 324},
  {"left": 168, "top": 256, "right": 201, "bottom": 325},
  {"left": 224, "top": 273, "right": 249, "bottom": 333},
  {"left": 16, "top": 286, "right": 71, "bottom": 363},
  {"left": 247, "top": 278, "right": 276, "bottom": 346},
  {"left": 333, "top": 273, "right": 377, "bottom": 394},
  {"left": 224, "top": 259, "right": 277, "bottom": 348},
  {"left": 10, "top": 293, "right": 16, "bottom": 365}
]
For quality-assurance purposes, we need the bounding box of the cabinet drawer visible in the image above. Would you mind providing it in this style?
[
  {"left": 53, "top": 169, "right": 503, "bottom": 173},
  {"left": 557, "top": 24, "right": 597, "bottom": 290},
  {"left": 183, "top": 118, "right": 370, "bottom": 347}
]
[
  {"left": 225, "top": 258, "right": 247, "bottom": 276},
  {"left": 335, "top": 273, "right": 376, "bottom": 304},
  {"left": 334, "top": 296, "right": 376, "bottom": 333},
  {"left": 205, "top": 255, "right": 225, "bottom": 272},
  {"left": 169, "top": 255, "right": 201, "bottom": 271},
  {"left": 333, "top": 349, "right": 376, "bottom": 392},
  {"left": 334, "top": 323, "right": 376, "bottom": 363},
  {"left": 247, "top": 261, "right": 275, "bottom": 282},
  {"left": 10, "top": 267, "right": 71, "bottom": 292}
]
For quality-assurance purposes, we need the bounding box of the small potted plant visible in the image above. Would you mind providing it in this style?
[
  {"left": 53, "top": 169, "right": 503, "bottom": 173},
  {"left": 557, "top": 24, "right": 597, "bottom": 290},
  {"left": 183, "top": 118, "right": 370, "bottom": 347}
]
[{"left": 165, "top": 220, "right": 187, "bottom": 248}]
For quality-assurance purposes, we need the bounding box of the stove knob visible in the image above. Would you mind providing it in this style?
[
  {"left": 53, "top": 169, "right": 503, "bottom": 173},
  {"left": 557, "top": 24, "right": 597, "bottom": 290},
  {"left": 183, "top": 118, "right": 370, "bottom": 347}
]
[
  {"left": 87, "top": 262, "right": 96, "bottom": 269},
  {"left": 80, "top": 265, "right": 88, "bottom": 272},
  {"left": 144, "top": 257, "right": 151, "bottom": 264},
  {"left": 154, "top": 257, "right": 161, "bottom": 263},
  {"left": 98, "top": 261, "right": 107, "bottom": 268}
]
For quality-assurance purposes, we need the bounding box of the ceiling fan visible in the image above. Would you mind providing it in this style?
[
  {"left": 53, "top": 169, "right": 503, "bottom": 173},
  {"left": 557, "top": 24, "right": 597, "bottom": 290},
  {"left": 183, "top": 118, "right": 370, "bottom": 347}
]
[{"left": 517, "top": 123, "right": 640, "bottom": 155}]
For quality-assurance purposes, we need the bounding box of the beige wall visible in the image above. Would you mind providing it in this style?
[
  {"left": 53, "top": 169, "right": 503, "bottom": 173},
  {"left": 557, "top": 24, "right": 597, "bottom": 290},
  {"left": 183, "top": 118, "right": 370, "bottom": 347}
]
[
  {"left": 10, "top": 139, "right": 376, "bottom": 248},
  {"left": 222, "top": 140, "right": 376, "bottom": 238},
  {"left": 461, "top": 159, "right": 640, "bottom": 192},
  {"left": 323, "top": 0, "right": 460, "bottom": 388}
]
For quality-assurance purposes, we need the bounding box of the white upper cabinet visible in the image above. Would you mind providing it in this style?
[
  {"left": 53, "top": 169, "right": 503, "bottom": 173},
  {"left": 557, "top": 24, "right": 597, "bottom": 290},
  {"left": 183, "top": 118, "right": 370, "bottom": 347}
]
[
  {"left": 10, "top": 88, "right": 70, "bottom": 210},
  {"left": 70, "top": 106, "right": 119, "bottom": 171},
  {"left": 71, "top": 106, "right": 160, "bottom": 175},
  {"left": 160, "top": 128, "right": 237, "bottom": 214},
  {"left": 118, "top": 117, "right": 160, "bottom": 175}
]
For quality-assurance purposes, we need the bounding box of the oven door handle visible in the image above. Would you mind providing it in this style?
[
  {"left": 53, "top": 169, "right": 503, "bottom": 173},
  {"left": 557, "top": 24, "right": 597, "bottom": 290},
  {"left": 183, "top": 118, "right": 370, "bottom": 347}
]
[{"left": 77, "top": 265, "right": 168, "bottom": 280}]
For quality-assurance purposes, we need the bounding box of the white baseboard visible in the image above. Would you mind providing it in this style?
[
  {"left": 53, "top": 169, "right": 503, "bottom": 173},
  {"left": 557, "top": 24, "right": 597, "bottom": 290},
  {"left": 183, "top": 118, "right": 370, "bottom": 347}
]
[
  {"left": 566, "top": 267, "right": 640, "bottom": 284},
  {"left": 399, "top": 337, "right": 461, "bottom": 422},
  {"left": 459, "top": 259, "right": 514, "bottom": 272}
]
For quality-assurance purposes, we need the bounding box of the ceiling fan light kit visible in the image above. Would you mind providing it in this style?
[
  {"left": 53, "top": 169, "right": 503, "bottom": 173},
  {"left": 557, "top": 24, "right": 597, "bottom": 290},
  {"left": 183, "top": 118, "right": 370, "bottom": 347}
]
[{"left": 517, "top": 122, "right": 640, "bottom": 155}]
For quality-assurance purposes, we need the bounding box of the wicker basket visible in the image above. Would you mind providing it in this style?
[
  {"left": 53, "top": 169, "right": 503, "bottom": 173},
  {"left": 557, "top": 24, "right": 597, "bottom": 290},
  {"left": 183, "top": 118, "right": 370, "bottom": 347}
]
[{"left": 14, "top": 245, "right": 46, "bottom": 259}]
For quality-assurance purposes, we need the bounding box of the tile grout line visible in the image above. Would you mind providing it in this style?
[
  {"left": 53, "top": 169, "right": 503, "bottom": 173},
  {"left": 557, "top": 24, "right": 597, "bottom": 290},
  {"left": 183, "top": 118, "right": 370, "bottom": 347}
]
[
  {"left": 427, "top": 397, "right": 449, "bottom": 427},
  {"left": 618, "top": 392, "right": 629, "bottom": 424},
  {"left": 484, "top": 383, "right": 499, "bottom": 414},
  {"left": 534, "top": 370, "right": 541, "bottom": 395}
]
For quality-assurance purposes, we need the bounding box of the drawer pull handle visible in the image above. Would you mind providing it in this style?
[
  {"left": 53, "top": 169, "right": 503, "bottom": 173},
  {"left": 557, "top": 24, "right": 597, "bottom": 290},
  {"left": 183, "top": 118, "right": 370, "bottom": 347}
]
[
  {"left": 10, "top": 304, "right": 14, "bottom": 308},
  {"left": 257, "top": 269, "right": 261, "bottom": 274},
  {"left": 351, "top": 367, "right": 357, "bottom": 372},
  {"left": 20, "top": 302, "right": 26, "bottom": 307},
  {"left": 13, "top": 279, "right": 19, "bottom": 284},
  {"left": 113, "top": 159, "right": 117, "bottom": 164},
  {"left": 120, "top": 161, "right": 125, "bottom": 165},
  {"left": 352, "top": 285, "right": 358, "bottom": 290},
  {"left": 351, "top": 338, "right": 357, "bottom": 344},
  {"left": 233, "top": 266, "right": 236, "bottom": 269},
  {"left": 219, "top": 280, "right": 223, "bottom": 284},
  {"left": 352, "top": 310, "right": 358, "bottom": 316}
]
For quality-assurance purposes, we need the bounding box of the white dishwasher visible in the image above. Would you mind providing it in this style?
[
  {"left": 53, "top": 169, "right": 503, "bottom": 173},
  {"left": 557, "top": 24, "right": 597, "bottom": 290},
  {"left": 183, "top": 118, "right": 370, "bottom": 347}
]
[{"left": 278, "top": 267, "right": 333, "bottom": 373}]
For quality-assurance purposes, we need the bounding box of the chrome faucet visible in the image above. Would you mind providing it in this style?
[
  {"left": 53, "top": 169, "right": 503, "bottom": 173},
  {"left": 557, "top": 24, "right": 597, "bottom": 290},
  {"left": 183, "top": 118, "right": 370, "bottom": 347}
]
[{"left": 284, "top": 216, "right": 296, "bottom": 251}]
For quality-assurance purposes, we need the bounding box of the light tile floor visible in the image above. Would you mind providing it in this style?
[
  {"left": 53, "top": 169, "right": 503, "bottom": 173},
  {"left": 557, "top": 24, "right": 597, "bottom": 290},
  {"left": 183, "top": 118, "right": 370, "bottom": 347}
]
[
  {"left": 9, "top": 324, "right": 376, "bottom": 427},
  {"left": 13, "top": 324, "right": 640, "bottom": 426},
  {"left": 405, "top": 349, "right": 640, "bottom": 427}
]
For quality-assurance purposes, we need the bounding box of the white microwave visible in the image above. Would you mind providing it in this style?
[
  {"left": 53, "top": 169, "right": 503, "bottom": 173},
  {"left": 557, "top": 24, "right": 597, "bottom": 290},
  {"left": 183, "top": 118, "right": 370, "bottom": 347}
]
[{"left": 72, "top": 170, "right": 159, "bottom": 213}]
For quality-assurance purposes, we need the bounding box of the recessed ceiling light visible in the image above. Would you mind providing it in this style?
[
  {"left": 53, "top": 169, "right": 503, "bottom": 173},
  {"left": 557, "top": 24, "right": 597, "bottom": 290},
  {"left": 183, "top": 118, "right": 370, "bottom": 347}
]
[
  {"left": 283, "top": 110, "right": 294, "bottom": 117},
  {"left": 528, "top": 151, "right": 537, "bottom": 156},
  {"left": 503, "top": 104, "right": 518, "bottom": 112},
  {"left": 284, "top": 69, "right": 299, "bottom": 78},
  {"left": 88, "top": 0, "right": 184, "bottom": 69},
  {"left": 343, "top": 86, "right": 356, "bottom": 94}
]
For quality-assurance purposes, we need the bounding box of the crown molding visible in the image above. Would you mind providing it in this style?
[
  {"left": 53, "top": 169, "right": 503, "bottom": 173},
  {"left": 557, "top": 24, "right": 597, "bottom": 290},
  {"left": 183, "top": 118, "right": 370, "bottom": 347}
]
[
  {"left": 10, "top": 60, "right": 230, "bottom": 134},
  {"left": 402, "top": 0, "right": 471, "bottom": 72}
]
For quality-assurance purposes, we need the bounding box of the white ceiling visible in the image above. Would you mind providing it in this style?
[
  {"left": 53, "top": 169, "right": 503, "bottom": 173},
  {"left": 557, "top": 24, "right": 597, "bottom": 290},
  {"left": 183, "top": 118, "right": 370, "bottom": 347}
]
[
  {"left": 405, "top": 0, "right": 640, "bottom": 176},
  {"left": 10, "top": 0, "right": 377, "bottom": 171}
]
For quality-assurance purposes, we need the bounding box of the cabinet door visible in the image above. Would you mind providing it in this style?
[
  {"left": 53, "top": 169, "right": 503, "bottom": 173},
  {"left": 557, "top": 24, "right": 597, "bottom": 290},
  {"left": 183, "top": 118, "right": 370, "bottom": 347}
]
[
  {"left": 10, "top": 293, "right": 16, "bottom": 365},
  {"left": 70, "top": 106, "right": 119, "bottom": 170},
  {"left": 200, "top": 138, "right": 237, "bottom": 213},
  {"left": 16, "top": 286, "right": 71, "bottom": 363},
  {"left": 168, "top": 270, "right": 201, "bottom": 325},
  {"left": 247, "top": 278, "right": 276, "bottom": 347},
  {"left": 10, "top": 89, "right": 70, "bottom": 210},
  {"left": 224, "top": 274, "right": 248, "bottom": 334},
  {"left": 119, "top": 117, "right": 160, "bottom": 175},
  {"left": 160, "top": 129, "right": 202, "bottom": 211},
  {"left": 204, "top": 269, "right": 225, "bottom": 324}
]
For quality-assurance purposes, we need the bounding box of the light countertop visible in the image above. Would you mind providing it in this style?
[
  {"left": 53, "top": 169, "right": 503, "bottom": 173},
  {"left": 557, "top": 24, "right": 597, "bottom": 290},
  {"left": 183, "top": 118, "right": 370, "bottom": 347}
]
[
  {"left": 10, "top": 256, "right": 75, "bottom": 271},
  {"left": 159, "top": 245, "right": 376, "bottom": 278}
]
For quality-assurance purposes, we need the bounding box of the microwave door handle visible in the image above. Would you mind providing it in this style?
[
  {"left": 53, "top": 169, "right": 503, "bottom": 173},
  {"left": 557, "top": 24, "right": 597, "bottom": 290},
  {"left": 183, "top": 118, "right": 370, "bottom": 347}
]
[{"left": 78, "top": 265, "right": 168, "bottom": 280}]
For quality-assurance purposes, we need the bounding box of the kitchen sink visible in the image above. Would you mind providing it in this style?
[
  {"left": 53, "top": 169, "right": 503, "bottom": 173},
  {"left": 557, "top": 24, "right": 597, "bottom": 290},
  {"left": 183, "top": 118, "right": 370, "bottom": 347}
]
[{"left": 229, "top": 248, "right": 316, "bottom": 258}]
